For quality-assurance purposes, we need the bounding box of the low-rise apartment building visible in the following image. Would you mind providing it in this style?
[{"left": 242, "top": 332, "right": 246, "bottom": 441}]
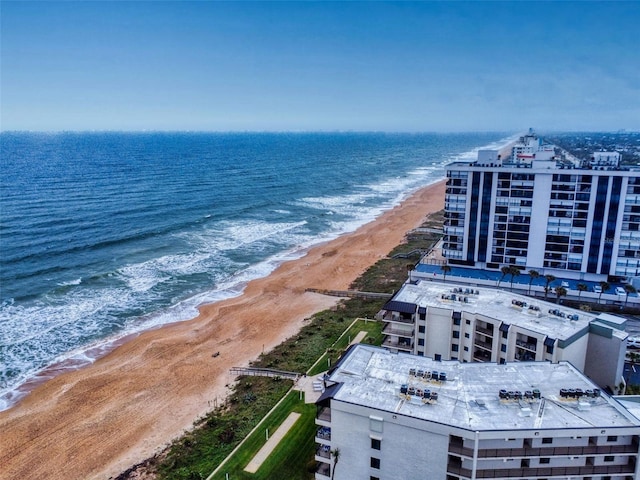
[
  {"left": 315, "top": 344, "right": 640, "bottom": 480},
  {"left": 376, "top": 280, "right": 627, "bottom": 392}
]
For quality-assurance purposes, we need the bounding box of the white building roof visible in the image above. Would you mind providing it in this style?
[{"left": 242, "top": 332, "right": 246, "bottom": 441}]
[
  {"left": 328, "top": 345, "right": 640, "bottom": 432},
  {"left": 390, "top": 280, "right": 602, "bottom": 342}
]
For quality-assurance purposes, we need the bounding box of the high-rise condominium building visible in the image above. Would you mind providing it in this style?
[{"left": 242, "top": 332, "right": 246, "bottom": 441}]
[{"left": 443, "top": 130, "right": 640, "bottom": 281}]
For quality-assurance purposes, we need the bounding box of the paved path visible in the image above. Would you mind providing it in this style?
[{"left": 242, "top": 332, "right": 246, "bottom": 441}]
[
  {"left": 350, "top": 330, "right": 367, "bottom": 345},
  {"left": 243, "top": 412, "right": 301, "bottom": 473}
]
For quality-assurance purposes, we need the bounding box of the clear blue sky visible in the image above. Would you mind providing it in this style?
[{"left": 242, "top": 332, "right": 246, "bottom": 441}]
[{"left": 1, "top": 1, "right": 639, "bottom": 132}]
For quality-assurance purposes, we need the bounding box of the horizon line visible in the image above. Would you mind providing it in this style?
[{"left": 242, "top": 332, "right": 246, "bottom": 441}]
[{"left": 3, "top": 129, "right": 636, "bottom": 135}]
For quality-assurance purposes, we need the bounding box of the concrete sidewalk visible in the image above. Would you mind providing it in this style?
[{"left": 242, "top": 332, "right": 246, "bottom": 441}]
[{"left": 243, "top": 412, "right": 301, "bottom": 474}]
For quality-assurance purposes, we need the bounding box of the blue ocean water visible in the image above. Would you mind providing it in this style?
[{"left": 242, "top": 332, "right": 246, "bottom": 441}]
[{"left": 0, "top": 131, "right": 509, "bottom": 409}]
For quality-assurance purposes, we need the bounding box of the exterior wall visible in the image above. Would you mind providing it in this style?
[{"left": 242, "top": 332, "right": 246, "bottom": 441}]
[
  {"left": 556, "top": 329, "right": 589, "bottom": 372},
  {"left": 330, "top": 402, "right": 450, "bottom": 480},
  {"left": 585, "top": 327, "right": 627, "bottom": 393},
  {"left": 424, "top": 306, "right": 453, "bottom": 360}
]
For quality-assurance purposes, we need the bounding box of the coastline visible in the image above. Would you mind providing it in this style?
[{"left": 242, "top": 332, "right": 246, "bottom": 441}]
[{"left": 0, "top": 180, "right": 445, "bottom": 480}]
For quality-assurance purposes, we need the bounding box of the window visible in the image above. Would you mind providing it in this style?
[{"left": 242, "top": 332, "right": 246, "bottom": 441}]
[
  {"left": 540, "top": 458, "right": 550, "bottom": 464},
  {"left": 502, "top": 330, "right": 508, "bottom": 339},
  {"left": 435, "top": 354, "right": 442, "bottom": 361},
  {"left": 419, "top": 325, "right": 426, "bottom": 333},
  {"left": 607, "top": 435, "right": 618, "bottom": 442},
  {"left": 466, "top": 319, "right": 471, "bottom": 325},
  {"left": 464, "top": 346, "right": 469, "bottom": 352},
  {"left": 371, "top": 438, "right": 381, "bottom": 450},
  {"left": 370, "top": 477, "right": 380, "bottom": 480},
  {"left": 452, "top": 344, "right": 459, "bottom": 352},
  {"left": 542, "top": 437, "right": 553, "bottom": 444},
  {"left": 418, "top": 339, "right": 425, "bottom": 346},
  {"left": 464, "top": 333, "right": 470, "bottom": 338},
  {"left": 453, "top": 331, "right": 460, "bottom": 339},
  {"left": 501, "top": 344, "right": 507, "bottom": 352},
  {"left": 604, "top": 456, "right": 615, "bottom": 462},
  {"left": 371, "top": 457, "right": 380, "bottom": 469},
  {"left": 454, "top": 318, "right": 461, "bottom": 325}
]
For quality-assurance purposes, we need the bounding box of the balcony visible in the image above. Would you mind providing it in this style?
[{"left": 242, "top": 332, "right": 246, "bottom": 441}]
[
  {"left": 315, "top": 461, "right": 331, "bottom": 479},
  {"left": 382, "top": 325, "right": 414, "bottom": 337},
  {"left": 382, "top": 336, "right": 413, "bottom": 352},
  {"left": 473, "top": 349, "right": 492, "bottom": 362},
  {"left": 316, "top": 444, "right": 331, "bottom": 460},
  {"left": 316, "top": 407, "right": 331, "bottom": 423},
  {"left": 316, "top": 426, "right": 331, "bottom": 443},
  {"left": 516, "top": 339, "right": 537, "bottom": 352},
  {"left": 474, "top": 339, "right": 493, "bottom": 351}
]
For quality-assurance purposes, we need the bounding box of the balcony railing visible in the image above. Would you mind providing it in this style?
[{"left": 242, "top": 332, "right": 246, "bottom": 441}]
[
  {"left": 447, "top": 462, "right": 636, "bottom": 478},
  {"left": 382, "top": 325, "right": 414, "bottom": 337},
  {"left": 382, "top": 337, "right": 413, "bottom": 351},
  {"left": 449, "top": 443, "right": 640, "bottom": 458},
  {"left": 380, "top": 314, "right": 414, "bottom": 325}
]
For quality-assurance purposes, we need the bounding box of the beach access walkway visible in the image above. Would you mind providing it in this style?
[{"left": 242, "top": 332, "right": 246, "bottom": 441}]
[{"left": 243, "top": 412, "right": 301, "bottom": 474}]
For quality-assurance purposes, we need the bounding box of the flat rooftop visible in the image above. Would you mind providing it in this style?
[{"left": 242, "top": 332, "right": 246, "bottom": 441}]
[
  {"left": 389, "top": 280, "right": 608, "bottom": 341},
  {"left": 328, "top": 345, "right": 640, "bottom": 432}
]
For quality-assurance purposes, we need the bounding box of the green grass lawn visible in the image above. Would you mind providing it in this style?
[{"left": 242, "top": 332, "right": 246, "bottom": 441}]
[
  {"left": 208, "top": 319, "right": 383, "bottom": 480},
  {"left": 209, "top": 391, "right": 317, "bottom": 480},
  {"left": 308, "top": 317, "right": 383, "bottom": 376}
]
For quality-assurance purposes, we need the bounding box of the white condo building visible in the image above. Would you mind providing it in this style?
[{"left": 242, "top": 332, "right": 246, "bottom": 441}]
[
  {"left": 443, "top": 130, "right": 640, "bottom": 281},
  {"left": 314, "top": 344, "right": 640, "bottom": 480},
  {"left": 376, "top": 280, "right": 628, "bottom": 393}
]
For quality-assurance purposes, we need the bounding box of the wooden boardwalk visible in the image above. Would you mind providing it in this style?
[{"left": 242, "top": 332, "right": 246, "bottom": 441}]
[{"left": 229, "top": 367, "right": 301, "bottom": 380}]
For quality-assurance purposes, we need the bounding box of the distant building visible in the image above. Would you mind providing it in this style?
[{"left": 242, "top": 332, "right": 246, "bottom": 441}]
[
  {"left": 443, "top": 130, "right": 640, "bottom": 281},
  {"left": 314, "top": 344, "right": 640, "bottom": 480},
  {"left": 376, "top": 280, "right": 627, "bottom": 392}
]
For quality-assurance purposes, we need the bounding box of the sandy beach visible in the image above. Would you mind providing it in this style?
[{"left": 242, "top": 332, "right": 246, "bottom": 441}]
[{"left": 0, "top": 180, "right": 445, "bottom": 480}]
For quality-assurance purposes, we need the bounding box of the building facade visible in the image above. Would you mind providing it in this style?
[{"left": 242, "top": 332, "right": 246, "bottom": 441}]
[
  {"left": 376, "top": 281, "right": 627, "bottom": 392},
  {"left": 314, "top": 345, "right": 640, "bottom": 480},
  {"left": 443, "top": 131, "right": 640, "bottom": 281}
]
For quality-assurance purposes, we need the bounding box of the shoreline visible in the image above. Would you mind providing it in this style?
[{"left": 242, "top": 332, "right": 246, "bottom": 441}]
[{"left": 0, "top": 180, "right": 445, "bottom": 480}]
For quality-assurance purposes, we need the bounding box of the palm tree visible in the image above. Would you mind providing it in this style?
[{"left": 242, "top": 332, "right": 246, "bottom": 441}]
[
  {"left": 555, "top": 286, "right": 567, "bottom": 304},
  {"left": 331, "top": 448, "right": 341, "bottom": 480},
  {"left": 577, "top": 283, "right": 588, "bottom": 300},
  {"left": 528, "top": 270, "right": 539, "bottom": 296},
  {"left": 497, "top": 266, "right": 510, "bottom": 288},
  {"left": 544, "top": 274, "right": 556, "bottom": 300},
  {"left": 441, "top": 264, "right": 451, "bottom": 283},
  {"left": 624, "top": 284, "right": 637, "bottom": 307},
  {"left": 598, "top": 281, "right": 610, "bottom": 304},
  {"left": 509, "top": 266, "right": 520, "bottom": 291}
]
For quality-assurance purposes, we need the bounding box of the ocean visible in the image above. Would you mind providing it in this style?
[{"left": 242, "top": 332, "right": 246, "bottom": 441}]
[{"left": 0, "top": 131, "right": 510, "bottom": 410}]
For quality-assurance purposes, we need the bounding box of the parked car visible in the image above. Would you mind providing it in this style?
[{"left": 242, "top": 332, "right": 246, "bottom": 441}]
[
  {"left": 616, "top": 286, "right": 626, "bottom": 295},
  {"left": 593, "top": 285, "right": 602, "bottom": 294}
]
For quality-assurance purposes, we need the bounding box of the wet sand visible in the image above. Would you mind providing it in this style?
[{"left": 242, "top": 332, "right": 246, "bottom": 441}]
[{"left": 0, "top": 180, "right": 445, "bottom": 480}]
